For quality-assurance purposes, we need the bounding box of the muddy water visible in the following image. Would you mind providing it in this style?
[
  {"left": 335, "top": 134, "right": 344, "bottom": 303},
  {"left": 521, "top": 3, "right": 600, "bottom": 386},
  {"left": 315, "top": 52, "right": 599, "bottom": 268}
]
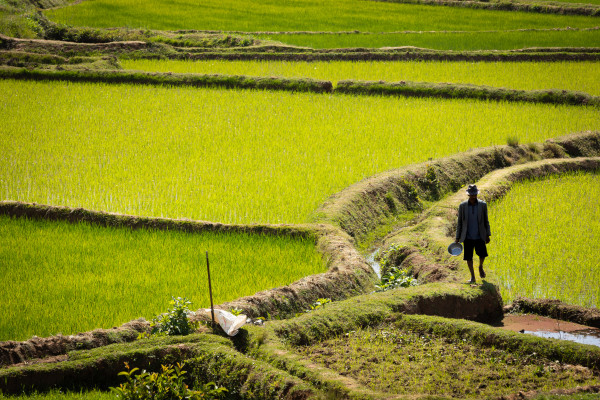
[
  {"left": 363, "top": 250, "right": 600, "bottom": 347},
  {"left": 497, "top": 314, "right": 600, "bottom": 348}
]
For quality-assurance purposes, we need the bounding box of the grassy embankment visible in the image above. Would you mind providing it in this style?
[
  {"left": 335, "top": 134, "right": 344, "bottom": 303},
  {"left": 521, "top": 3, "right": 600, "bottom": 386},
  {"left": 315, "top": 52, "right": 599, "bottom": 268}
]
[
  {"left": 2, "top": 79, "right": 599, "bottom": 225},
  {"left": 122, "top": 59, "right": 600, "bottom": 95},
  {"left": 489, "top": 172, "right": 600, "bottom": 307},
  {"left": 2, "top": 67, "right": 598, "bottom": 107}
]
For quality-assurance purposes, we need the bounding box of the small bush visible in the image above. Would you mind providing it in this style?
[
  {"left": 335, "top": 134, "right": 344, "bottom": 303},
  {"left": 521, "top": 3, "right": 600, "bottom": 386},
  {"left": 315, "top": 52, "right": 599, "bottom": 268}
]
[
  {"left": 112, "top": 362, "right": 227, "bottom": 400},
  {"left": 375, "top": 267, "right": 418, "bottom": 292},
  {"left": 150, "top": 297, "right": 199, "bottom": 336}
]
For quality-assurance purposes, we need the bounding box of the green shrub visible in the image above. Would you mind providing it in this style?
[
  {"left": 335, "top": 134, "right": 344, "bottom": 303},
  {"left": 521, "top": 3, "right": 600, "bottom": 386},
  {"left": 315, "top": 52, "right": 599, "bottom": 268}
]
[
  {"left": 150, "top": 297, "right": 199, "bottom": 336},
  {"left": 375, "top": 267, "right": 418, "bottom": 292},
  {"left": 111, "top": 362, "right": 227, "bottom": 400}
]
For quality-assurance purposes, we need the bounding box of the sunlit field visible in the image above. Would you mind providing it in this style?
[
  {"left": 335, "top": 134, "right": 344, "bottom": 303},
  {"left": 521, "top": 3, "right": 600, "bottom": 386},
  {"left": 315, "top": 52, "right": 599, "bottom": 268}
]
[
  {"left": 122, "top": 60, "right": 600, "bottom": 95},
  {"left": 519, "top": 0, "right": 600, "bottom": 5},
  {"left": 261, "top": 29, "right": 600, "bottom": 50},
  {"left": 45, "top": 0, "right": 600, "bottom": 33},
  {"left": 0, "top": 215, "right": 325, "bottom": 341},
  {"left": 489, "top": 172, "right": 600, "bottom": 308},
  {"left": 2, "top": 80, "right": 599, "bottom": 224}
]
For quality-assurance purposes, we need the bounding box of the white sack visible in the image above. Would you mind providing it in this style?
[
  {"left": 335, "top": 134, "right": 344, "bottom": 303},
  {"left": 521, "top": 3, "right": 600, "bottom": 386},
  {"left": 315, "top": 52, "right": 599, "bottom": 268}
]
[{"left": 203, "top": 309, "right": 247, "bottom": 336}]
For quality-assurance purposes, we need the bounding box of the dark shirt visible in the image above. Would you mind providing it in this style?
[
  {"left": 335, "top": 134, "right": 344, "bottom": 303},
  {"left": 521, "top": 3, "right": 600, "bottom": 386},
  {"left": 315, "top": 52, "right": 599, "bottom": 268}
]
[{"left": 466, "top": 202, "right": 480, "bottom": 240}]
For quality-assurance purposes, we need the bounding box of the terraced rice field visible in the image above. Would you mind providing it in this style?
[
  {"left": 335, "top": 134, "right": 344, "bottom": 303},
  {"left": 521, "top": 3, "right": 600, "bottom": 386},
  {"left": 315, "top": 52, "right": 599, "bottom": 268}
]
[
  {"left": 45, "top": 0, "right": 600, "bottom": 33},
  {"left": 260, "top": 29, "right": 600, "bottom": 50},
  {"left": 488, "top": 172, "right": 600, "bottom": 308},
  {"left": 2, "top": 79, "right": 599, "bottom": 225},
  {"left": 0, "top": 215, "right": 324, "bottom": 341},
  {"left": 122, "top": 60, "right": 600, "bottom": 95}
]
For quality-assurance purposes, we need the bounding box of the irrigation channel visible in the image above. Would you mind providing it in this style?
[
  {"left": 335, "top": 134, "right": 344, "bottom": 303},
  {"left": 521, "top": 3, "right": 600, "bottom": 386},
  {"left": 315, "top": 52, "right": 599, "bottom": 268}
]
[{"left": 365, "top": 248, "right": 600, "bottom": 348}]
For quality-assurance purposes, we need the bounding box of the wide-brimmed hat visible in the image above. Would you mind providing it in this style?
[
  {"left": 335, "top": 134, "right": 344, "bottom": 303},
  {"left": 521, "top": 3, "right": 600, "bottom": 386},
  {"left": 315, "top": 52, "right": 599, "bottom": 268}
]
[{"left": 466, "top": 184, "right": 480, "bottom": 195}]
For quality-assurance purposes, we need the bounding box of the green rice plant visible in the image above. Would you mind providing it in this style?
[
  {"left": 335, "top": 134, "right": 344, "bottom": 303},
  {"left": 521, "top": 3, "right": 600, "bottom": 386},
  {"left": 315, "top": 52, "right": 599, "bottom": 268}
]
[
  {"left": 261, "top": 29, "right": 600, "bottom": 50},
  {"left": 121, "top": 60, "right": 600, "bottom": 96},
  {"left": 2, "top": 80, "right": 599, "bottom": 225},
  {"left": 44, "top": 0, "right": 600, "bottom": 32},
  {"left": 488, "top": 172, "right": 600, "bottom": 308},
  {"left": 518, "top": 0, "right": 600, "bottom": 5},
  {"left": 0, "top": 392, "right": 113, "bottom": 400},
  {"left": 0, "top": 215, "right": 325, "bottom": 341}
]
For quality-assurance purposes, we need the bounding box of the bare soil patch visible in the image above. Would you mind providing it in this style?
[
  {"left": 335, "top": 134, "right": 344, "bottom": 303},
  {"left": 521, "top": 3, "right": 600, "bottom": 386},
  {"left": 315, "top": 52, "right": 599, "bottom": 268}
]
[
  {"left": 498, "top": 314, "right": 599, "bottom": 333},
  {"left": 510, "top": 297, "right": 600, "bottom": 328}
]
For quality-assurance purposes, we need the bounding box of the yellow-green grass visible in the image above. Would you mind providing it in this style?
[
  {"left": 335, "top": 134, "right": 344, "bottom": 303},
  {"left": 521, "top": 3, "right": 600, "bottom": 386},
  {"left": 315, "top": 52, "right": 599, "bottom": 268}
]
[
  {"left": 0, "top": 215, "right": 325, "bottom": 341},
  {"left": 2, "top": 79, "right": 600, "bottom": 225},
  {"left": 121, "top": 60, "right": 600, "bottom": 96},
  {"left": 262, "top": 29, "right": 600, "bottom": 49},
  {"left": 44, "top": 0, "right": 600, "bottom": 33},
  {"left": 519, "top": 0, "right": 600, "bottom": 5},
  {"left": 295, "top": 324, "right": 600, "bottom": 398},
  {"left": 488, "top": 172, "right": 600, "bottom": 308},
  {"left": 0, "top": 391, "right": 112, "bottom": 400}
]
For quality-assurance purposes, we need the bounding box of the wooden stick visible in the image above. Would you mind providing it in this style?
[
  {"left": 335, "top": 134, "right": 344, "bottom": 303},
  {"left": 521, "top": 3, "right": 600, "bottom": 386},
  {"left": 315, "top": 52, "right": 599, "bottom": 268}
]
[{"left": 206, "top": 251, "right": 215, "bottom": 326}]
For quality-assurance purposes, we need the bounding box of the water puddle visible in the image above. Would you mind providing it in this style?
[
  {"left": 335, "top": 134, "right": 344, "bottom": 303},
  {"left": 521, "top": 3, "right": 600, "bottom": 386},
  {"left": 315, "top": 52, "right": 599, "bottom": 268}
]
[
  {"left": 523, "top": 329, "right": 600, "bottom": 348},
  {"left": 497, "top": 314, "right": 600, "bottom": 348},
  {"left": 365, "top": 249, "right": 381, "bottom": 278}
]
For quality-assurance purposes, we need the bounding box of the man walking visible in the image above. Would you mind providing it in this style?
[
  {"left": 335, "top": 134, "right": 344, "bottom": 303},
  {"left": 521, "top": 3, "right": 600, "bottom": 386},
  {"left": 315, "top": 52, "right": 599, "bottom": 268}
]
[{"left": 455, "top": 184, "right": 491, "bottom": 284}]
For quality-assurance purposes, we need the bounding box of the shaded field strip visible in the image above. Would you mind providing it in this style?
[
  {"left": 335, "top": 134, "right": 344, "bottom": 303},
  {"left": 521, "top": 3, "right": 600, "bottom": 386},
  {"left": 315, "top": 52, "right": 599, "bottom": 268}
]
[
  {"left": 0, "top": 67, "right": 333, "bottom": 93},
  {"left": 4, "top": 33, "right": 600, "bottom": 60},
  {"left": 254, "top": 288, "right": 600, "bottom": 399},
  {"left": 0, "top": 334, "right": 321, "bottom": 398},
  {"left": 0, "top": 283, "right": 503, "bottom": 396},
  {"left": 189, "top": 44, "right": 600, "bottom": 53},
  {"left": 379, "top": 157, "right": 600, "bottom": 283},
  {"left": 3, "top": 281, "right": 599, "bottom": 398},
  {"left": 181, "top": 49, "right": 600, "bottom": 61},
  {"left": 313, "top": 131, "right": 600, "bottom": 243},
  {"left": 374, "top": 0, "right": 600, "bottom": 16},
  {"left": 165, "top": 27, "right": 600, "bottom": 35},
  {"left": 2, "top": 66, "right": 600, "bottom": 107}
]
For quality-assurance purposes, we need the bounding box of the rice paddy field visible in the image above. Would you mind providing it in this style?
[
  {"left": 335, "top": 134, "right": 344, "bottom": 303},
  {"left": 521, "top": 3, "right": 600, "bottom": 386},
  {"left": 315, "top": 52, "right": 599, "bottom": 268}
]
[
  {"left": 259, "top": 29, "right": 600, "bottom": 50},
  {"left": 122, "top": 60, "right": 600, "bottom": 95},
  {"left": 0, "top": 215, "right": 325, "bottom": 341},
  {"left": 2, "top": 80, "right": 600, "bottom": 225},
  {"left": 488, "top": 172, "right": 600, "bottom": 308},
  {"left": 44, "top": 0, "right": 600, "bottom": 34},
  {"left": 520, "top": 0, "right": 600, "bottom": 5}
]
